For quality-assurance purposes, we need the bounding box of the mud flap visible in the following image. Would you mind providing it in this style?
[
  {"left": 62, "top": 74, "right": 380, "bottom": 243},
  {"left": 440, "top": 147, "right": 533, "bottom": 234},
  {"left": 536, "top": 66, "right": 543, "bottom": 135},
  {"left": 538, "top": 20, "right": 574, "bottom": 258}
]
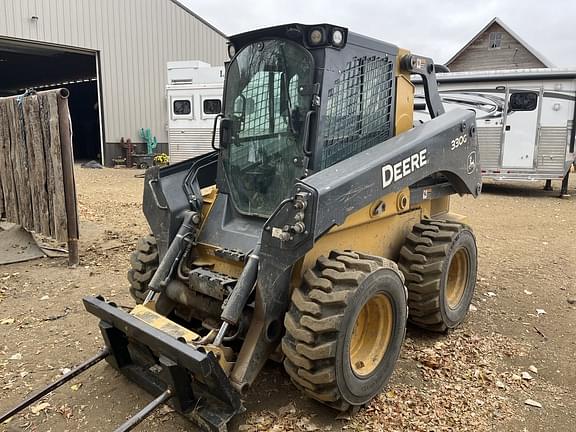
[{"left": 83, "top": 296, "right": 243, "bottom": 432}]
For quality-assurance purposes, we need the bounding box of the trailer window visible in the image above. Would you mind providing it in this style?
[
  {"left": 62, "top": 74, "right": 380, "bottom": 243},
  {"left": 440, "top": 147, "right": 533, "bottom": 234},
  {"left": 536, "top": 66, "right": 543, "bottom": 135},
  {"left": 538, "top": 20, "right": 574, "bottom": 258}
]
[
  {"left": 173, "top": 99, "right": 192, "bottom": 115},
  {"left": 509, "top": 92, "right": 538, "bottom": 111},
  {"left": 203, "top": 99, "right": 222, "bottom": 115}
]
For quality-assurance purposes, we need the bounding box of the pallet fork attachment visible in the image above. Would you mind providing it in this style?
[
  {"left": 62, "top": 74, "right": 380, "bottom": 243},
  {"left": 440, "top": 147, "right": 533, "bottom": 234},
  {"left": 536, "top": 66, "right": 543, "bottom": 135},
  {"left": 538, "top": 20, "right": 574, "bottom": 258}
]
[
  {"left": 0, "top": 296, "right": 242, "bottom": 432},
  {"left": 0, "top": 349, "right": 110, "bottom": 424},
  {"left": 0, "top": 348, "right": 175, "bottom": 432},
  {"left": 84, "top": 295, "right": 243, "bottom": 431}
]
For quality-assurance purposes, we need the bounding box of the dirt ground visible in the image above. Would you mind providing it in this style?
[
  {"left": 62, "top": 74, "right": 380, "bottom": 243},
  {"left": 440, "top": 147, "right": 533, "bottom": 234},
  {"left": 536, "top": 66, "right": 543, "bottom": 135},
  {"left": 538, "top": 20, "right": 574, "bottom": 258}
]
[{"left": 1, "top": 166, "right": 575, "bottom": 432}]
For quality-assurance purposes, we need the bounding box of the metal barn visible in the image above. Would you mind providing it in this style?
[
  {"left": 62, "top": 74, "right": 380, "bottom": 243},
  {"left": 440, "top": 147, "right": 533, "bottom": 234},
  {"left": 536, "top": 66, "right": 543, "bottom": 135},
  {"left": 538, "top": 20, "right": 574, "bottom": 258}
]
[{"left": 0, "top": 0, "right": 227, "bottom": 165}]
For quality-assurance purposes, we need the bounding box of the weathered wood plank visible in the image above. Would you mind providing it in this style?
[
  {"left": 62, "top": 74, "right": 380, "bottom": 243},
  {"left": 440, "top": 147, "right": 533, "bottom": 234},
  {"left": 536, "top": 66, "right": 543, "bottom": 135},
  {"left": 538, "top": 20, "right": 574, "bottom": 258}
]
[
  {"left": 0, "top": 100, "right": 19, "bottom": 222},
  {"left": 0, "top": 103, "right": 4, "bottom": 215},
  {"left": 0, "top": 119, "right": 4, "bottom": 216},
  {"left": 23, "top": 96, "right": 51, "bottom": 236},
  {"left": 15, "top": 98, "right": 40, "bottom": 232},
  {"left": 7, "top": 99, "right": 34, "bottom": 230},
  {"left": 46, "top": 93, "right": 68, "bottom": 242},
  {"left": 0, "top": 155, "right": 4, "bottom": 217},
  {"left": 39, "top": 94, "right": 56, "bottom": 237}
]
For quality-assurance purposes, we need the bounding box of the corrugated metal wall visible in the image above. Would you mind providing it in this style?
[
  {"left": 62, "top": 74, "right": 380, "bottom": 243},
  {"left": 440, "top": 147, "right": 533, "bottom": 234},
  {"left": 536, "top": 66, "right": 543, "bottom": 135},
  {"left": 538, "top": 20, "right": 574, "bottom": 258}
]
[{"left": 0, "top": 0, "right": 227, "bottom": 146}]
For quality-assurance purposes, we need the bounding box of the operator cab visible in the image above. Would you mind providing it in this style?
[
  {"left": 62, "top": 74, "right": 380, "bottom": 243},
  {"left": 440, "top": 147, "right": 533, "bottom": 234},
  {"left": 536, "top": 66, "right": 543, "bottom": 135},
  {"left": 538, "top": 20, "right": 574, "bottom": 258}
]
[
  {"left": 218, "top": 24, "right": 400, "bottom": 218},
  {"left": 221, "top": 39, "right": 314, "bottom": 216}
]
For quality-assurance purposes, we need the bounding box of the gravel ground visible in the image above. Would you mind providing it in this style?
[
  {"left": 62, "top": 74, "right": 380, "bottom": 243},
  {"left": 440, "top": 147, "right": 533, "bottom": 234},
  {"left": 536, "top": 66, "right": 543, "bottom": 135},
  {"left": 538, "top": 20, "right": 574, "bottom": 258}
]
[{"left": 0, "top": 166, "right": 575, "bottom": 432}]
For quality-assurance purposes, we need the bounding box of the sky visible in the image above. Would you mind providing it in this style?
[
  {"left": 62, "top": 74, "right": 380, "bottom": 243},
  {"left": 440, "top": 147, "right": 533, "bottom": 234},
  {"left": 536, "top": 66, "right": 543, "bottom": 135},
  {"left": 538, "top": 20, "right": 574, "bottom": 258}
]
[{"left": 181, "top": 0, "right": 576, "bottom": 67}]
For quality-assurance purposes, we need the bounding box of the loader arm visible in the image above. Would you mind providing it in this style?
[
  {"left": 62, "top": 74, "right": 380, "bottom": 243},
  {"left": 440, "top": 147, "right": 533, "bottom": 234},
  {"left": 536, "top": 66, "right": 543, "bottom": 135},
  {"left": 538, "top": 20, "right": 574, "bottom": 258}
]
[
  {"left": 232, "top": 108, "right": 481, "bottom": 387},
  {"left": 263, "top": 108, "right": 480, "bottom": 257}
]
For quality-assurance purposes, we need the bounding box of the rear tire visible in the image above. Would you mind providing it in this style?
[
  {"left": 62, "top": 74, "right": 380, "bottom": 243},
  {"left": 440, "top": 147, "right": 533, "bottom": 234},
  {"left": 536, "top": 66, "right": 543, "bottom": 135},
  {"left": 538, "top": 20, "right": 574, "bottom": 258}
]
[
  {"left": 282, "top": 251, "right": 407, "bottom": 410},
  {"left": 398, "top": 219, "right": 477, "bottom": 331},
  {"left": 127, "top": 235, "right": 159, "bottom": 304}
]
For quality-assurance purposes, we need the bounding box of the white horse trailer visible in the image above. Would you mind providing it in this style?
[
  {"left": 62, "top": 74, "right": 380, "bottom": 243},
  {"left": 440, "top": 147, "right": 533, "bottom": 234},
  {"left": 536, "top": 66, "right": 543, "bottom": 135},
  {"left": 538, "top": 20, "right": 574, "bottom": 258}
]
[
  {"left": 414, "top": 69, "right": 576, "bottom": 195},
  {"left": 166, "top": 61, "right": 224, "bottom": 164}
]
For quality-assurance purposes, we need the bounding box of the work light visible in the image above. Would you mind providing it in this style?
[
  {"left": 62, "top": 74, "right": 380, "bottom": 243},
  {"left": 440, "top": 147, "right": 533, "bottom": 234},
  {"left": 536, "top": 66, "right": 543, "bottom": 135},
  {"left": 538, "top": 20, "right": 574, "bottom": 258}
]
[
  {"left": 309, "top": 28, "right": 324, "bottom": 45},
  {"left": 332, "top": 29, "right": 344, "bottom": 46},
  {"left": 228, "top": 44, "right": 236, "bottom": 59}
]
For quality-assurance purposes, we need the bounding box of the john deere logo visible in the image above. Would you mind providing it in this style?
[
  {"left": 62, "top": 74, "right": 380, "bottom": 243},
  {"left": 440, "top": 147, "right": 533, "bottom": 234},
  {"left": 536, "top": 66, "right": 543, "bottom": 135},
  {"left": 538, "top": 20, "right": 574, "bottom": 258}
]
[
  {"left": 467, "top": 151, "right": 477, "bottom": 174},
  {"left": 382, "top": 149, "right": 428, "bottom": 189}
]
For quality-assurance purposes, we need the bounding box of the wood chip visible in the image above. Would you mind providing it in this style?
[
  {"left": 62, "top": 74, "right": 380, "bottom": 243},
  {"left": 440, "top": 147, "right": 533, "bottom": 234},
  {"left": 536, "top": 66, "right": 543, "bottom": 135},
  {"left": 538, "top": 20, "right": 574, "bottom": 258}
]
[
  {"left": 524, "top": 399, "right": 542, "bottom": 408},
  {"left": 30, "top": 402, "right": 50, "bottom": 414}
]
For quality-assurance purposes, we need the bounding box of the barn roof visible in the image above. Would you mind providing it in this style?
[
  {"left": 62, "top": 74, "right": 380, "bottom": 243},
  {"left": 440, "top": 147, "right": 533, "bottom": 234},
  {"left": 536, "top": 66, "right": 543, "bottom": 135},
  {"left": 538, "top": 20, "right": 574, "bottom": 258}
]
[
  {"left": 445, "top": 17, "right": 554, "bottom": 68},
  {"left": 170, "top": 0, "right": 228, "bottom": 39}
]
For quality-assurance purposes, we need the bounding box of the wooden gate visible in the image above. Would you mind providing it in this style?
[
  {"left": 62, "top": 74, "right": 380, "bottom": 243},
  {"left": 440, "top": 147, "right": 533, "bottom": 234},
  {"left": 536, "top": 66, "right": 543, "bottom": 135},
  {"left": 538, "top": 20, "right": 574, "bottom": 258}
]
[{"left": 0, "top": 88, "right": 79, "bottom": 265}]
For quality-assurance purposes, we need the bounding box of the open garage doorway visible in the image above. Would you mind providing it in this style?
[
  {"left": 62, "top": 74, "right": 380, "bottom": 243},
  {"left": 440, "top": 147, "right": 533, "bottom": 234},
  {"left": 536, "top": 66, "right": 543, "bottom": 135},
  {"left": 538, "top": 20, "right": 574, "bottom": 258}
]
[{"left": 0, "top": 38, "right": 103, "bottom": 162}]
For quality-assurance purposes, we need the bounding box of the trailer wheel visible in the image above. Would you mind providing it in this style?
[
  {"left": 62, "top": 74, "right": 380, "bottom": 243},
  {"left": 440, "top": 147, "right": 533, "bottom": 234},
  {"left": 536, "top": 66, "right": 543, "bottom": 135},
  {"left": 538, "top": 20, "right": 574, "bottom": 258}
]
[
  {"left": 127, "top": 235, "right": 159, "bottom": 303},
  {"left": 399, "top": 220, "right": 477, "bottom": 331},
  {"left": 282, "top": 251, "right": 407, "bottom": 410}
]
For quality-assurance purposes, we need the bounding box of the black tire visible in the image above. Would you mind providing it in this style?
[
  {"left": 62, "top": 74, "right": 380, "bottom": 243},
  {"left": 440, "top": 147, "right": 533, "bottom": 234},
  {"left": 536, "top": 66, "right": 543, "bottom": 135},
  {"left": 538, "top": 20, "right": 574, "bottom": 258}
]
[
  {"left": 127, "top": 235, "right": 159, "bottom": 303},
  {"left": 398, "top": 219, "right": 477, "bottom": 332},
  {"left": 282, "top": 250, "right": 407, "bottom": 411}
]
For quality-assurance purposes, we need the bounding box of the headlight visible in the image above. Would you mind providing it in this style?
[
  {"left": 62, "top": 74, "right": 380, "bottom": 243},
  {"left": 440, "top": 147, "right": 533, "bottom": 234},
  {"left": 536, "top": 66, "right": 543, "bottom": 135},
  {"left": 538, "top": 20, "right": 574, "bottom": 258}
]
[
  {"left": 332, "top": 29, "right": 344, "bottom": 47},
  {"left": 308, "top": 28, "right": 324, "bottom": 45},
  {"left": 227, "top": 44, "right": 236, "bottom": 59}
]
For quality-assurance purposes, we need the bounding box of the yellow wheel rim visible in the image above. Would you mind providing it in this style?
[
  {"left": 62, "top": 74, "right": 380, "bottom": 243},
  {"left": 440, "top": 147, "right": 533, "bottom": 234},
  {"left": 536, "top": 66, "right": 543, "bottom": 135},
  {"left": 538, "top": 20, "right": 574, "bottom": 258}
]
[
  {"left": 446, "top": 248, "right": 469, "bottom": 309},
  {"left": 349, "top": 294, "right": 393, "bottom": 377}
]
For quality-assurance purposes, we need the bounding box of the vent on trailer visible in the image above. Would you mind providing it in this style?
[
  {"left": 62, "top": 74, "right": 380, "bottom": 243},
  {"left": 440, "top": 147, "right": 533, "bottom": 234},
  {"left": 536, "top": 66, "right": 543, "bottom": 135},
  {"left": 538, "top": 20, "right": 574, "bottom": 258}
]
[{"left": 166, "top": 61, "right": 224, "bottom": 164}]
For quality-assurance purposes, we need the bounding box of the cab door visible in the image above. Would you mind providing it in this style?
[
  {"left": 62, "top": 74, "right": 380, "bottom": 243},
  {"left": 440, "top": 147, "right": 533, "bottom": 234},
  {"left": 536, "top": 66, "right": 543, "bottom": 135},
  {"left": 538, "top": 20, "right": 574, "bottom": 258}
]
[{"left": 501, "top": 88, "right": 541, "bottom": 168}]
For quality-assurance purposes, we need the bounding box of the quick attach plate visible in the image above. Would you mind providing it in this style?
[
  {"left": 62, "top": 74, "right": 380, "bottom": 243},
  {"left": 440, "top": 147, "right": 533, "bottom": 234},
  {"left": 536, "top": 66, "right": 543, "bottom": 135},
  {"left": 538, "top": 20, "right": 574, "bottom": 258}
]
[{"left": 83, "top": 296, "right": 242, "bottom": 432}]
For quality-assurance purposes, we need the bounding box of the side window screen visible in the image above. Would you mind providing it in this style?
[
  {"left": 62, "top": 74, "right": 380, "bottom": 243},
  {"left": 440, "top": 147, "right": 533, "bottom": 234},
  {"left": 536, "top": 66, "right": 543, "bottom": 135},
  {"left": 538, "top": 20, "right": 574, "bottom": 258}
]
[
  {"left": 173, "top": 99, "right": 191, "bottom": 115},
  {"left": 509, "top": 92, "right": 538, "bottom": 111},
  {"left": 203, "top": 99, "right": 222, "bottom": 114},
  {"left": 321, "top": 55, "right": 395, "bottom": 169}
]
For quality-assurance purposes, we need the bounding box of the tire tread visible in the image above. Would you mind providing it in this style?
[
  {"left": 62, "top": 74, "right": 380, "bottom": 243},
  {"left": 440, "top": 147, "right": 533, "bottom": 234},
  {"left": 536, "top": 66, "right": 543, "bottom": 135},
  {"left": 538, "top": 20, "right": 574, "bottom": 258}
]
[{"left": 282, "top": 251, "right": 403, "bottom": 410}]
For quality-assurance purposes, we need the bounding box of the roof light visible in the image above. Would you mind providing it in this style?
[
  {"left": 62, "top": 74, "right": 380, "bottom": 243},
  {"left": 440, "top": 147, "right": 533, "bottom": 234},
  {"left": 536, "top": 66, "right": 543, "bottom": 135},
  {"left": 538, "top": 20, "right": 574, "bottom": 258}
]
[
  {"left": 332, "top": 29, "right": 344, "bottom": 47},
  {"left": 227, "top": 44, "right": 236, "bottom": 59},
  {"left": 309, "top": 28, "right": 324, "bottom": 46}
]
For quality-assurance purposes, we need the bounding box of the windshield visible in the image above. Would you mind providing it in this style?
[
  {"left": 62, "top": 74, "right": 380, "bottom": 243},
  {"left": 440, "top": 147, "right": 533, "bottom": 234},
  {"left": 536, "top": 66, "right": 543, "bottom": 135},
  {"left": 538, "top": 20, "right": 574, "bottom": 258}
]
[{"left": 222, "top": 39, "right": 314, "bottom": 217}]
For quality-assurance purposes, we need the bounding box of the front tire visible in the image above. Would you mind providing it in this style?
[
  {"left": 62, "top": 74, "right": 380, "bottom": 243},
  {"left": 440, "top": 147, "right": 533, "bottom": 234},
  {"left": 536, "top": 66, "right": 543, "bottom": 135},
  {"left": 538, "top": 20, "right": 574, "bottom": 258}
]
[
  {"left": 127, "top": 235, "right": 159, "bottom": 303},
  {"left": 282, "top": 251, "right": 407, "bottom": 410},
  {"left": 399, "top": 219, "right": 477, "bottom": 331}
]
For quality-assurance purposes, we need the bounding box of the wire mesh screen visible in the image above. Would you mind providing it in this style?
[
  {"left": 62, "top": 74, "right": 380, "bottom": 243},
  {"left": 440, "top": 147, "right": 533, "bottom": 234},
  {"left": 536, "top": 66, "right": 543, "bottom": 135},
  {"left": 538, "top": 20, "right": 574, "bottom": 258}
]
[
  {"left": 231, "top": 72, "right": 300, "bottom": 168},
  {"left": 321, "top": 56, "right": 395, "bottom": 169},
  {"left": 239, "top": 72, "right": 283, "bottom": 139},
  {"left": 231, "top": 72, "right": 282, "bottom": 167}
]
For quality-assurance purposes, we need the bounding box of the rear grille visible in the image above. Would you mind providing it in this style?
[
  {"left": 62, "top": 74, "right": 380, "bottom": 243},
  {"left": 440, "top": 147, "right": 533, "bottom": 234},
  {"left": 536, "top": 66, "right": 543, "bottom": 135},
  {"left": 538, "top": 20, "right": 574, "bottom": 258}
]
[
  {"left": 168, "top": 128, "right": 216, "bottom": 164},
  {"left": 537, "top": 127, "right": 568, "bottom": 172},
  {"left": 477, "top": 126, "right": 502, "bottom": 169},
  {"left": 321, "top": 55, "right": 395, "bottom": 169}
]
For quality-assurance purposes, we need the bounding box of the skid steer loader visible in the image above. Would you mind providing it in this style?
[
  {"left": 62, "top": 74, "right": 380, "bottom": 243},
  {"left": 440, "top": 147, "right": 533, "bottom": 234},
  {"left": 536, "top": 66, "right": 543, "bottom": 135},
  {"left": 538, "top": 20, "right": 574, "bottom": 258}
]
[{"left": 1, "top": 23, "right": 482, "bottom": 431}]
